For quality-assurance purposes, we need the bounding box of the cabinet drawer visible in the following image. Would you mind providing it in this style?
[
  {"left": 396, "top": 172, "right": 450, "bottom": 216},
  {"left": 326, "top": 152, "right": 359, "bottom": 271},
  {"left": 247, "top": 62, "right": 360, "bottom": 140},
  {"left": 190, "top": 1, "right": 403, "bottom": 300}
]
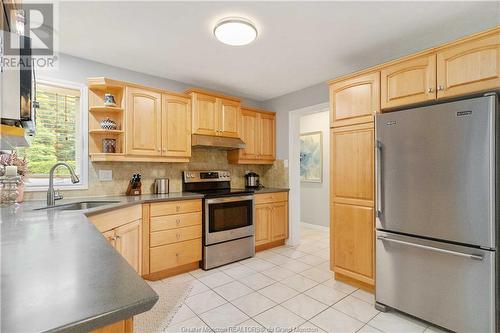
[
  {"left": 88, "top": 204, "right": 142, "bottom": 232},
  {"left": 150, "top": 225, "right": 202, "bottom": 247},
  {"left": 254, "top": 192, "right": 288, "bottom": 205},
  {"left": 150, "top": 200, "right": 201, "bottom": 216},
  {"left": 150, "top": 212, "right": 202, "bottom": 232},
  {"left": 150, "top": 238, "right": 202, "bottom": 273}
]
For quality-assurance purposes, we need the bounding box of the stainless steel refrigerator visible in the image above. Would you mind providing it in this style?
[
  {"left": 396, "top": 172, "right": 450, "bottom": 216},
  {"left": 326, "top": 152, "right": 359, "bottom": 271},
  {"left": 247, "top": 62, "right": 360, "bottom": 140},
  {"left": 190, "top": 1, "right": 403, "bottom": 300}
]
[{"left": 375, "top": 94, "right": 498, "bottom": 333}]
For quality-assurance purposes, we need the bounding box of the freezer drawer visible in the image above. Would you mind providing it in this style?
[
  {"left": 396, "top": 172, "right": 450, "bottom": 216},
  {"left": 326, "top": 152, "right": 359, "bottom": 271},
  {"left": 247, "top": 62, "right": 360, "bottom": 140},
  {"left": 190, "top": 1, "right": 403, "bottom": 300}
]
[
  {"left": 375, "top": 95, "right": 496, "bottom": 248},
  {"left": 376, "top": 231, "right": 495, "bottom": 333}
]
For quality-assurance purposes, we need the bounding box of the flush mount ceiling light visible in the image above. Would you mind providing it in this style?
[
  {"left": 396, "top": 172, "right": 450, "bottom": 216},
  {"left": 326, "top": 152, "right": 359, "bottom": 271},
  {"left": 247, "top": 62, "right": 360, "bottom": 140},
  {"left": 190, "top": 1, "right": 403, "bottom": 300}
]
[{"left": 214, "top": 17, "right": 257, "bottom": 46}]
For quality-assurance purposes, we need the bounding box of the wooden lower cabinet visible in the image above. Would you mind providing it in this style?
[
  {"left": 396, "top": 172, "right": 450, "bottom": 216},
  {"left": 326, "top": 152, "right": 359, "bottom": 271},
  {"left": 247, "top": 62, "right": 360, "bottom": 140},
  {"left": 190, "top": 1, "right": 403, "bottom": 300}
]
[
  {"left": 331, "top": 203, "right": 374, "bottom": 286},
  {"left": 92, "top": 318, "right": 133, "bottom": 333},
  {"left": 143, "top": 199, "right": 203, "bottom": 279},
  {"left": 254, "top": 192, "right": 289, "bottom": 250}
]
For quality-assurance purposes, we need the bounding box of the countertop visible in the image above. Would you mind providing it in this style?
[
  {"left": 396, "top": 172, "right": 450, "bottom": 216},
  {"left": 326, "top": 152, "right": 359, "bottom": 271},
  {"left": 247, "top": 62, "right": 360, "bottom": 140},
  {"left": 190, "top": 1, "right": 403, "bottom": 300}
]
[
  {"left": 0, "top": 192, "right": 203, "bottom": 333},
  {"left": 251, "top": 187, "right": 289, "bottom": 194}
]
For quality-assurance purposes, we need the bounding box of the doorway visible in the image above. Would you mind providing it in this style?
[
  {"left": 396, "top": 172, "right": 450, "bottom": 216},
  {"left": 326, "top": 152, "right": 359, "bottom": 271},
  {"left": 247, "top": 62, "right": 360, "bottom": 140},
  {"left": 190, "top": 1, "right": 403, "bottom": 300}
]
[{"left": 287, "top": 103, "right": 329, "bottom": 250}]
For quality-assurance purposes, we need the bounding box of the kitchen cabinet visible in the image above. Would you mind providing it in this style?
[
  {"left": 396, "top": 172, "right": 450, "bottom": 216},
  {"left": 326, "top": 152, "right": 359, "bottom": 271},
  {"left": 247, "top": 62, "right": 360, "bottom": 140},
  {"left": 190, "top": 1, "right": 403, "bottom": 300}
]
[
  {"left": 436, "top": 30, "right": 500, "bottom": 99},
  {"left": 88, "top": 205, "right": 143, "bottom": 274},
  {"left": 219, "top": 98, "right": 241, "bottom": 137},
  {"left": 381, "top": 54, "right": 437, "bottom": 109},
  {"left": 254, "top": 192, "right": 289, "bottom": 251},
  {"left": 161, "top": 94, "right": 191, "bottom": 158},
  {"left": 330, "top": 123, "right": 375, "bottom": 290},
  {"left": 143, "top": 199, "right": 202, "bottom": 279},
  {"left": 332, "top": 203, "right": 374, "bottom": 284},
  {"left": 227, "top": 108, "right": 276, "bottom": 164},
  {"left": 91, "top": 318, "right": 133, "bottom": 333},
  {"left": 330, "top": 72, "right": 380, "bottom": 128},
  {"left": 126, "top": 87, "right": 162, "bottom": 156},
  {"left": 188, "top": 89, "right": 242, "bottom": 138}
]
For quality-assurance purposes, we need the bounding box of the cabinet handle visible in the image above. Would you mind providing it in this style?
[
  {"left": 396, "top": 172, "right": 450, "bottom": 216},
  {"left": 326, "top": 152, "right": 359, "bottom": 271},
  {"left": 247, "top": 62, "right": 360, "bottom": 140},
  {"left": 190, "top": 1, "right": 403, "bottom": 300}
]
[
  {"left": 176, "top": 218, "right": 181, "bottom": 225},
  {"left": 109, "top": 236, "right": 116, "bottom": 241},
  {"left": 176, "top": 233, "right": 181, "bottom": 240},
  {"left": 427, "top": 87, "right": 434, "bottom": 93},
  {"left": 176, "top": 206, "right": 180, "bottom": 212},
  {"left": 162, "top": 148, "right": 166, "bottom": 152},
  {"left": 437, "top": 85, "right": 444, "bottom": 91},
  {"left": 115, "top": 235, "right": 121, "bottom": 239}
]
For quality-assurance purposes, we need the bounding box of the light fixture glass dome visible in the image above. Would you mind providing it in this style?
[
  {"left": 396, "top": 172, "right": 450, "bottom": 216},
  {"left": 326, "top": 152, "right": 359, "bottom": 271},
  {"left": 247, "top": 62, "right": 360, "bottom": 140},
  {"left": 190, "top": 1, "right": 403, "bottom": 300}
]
[{"left": 214, "top": 17, "right": 257, "bottom": 46}]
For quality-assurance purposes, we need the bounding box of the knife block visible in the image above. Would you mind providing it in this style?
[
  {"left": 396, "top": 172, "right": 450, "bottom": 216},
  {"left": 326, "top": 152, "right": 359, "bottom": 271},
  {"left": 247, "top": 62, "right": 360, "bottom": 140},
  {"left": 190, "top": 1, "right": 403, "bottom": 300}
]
[{"left": 126, "top": 181, "right": 141, "bottom": 196}]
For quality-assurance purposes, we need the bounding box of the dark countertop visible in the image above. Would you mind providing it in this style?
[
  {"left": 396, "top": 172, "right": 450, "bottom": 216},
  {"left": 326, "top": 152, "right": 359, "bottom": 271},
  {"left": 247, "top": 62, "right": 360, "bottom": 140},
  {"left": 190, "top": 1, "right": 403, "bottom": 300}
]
[
  {"left": 251, "top": 187, "right": 290, "bottom": 194},
  {"left": 0, "top": 192, "right": 204, "bottom": 333}
]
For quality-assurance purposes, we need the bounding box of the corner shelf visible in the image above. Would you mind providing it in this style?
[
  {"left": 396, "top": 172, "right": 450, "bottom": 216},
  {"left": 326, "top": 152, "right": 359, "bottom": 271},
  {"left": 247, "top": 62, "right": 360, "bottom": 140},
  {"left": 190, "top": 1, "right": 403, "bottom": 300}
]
[
  {"left": 89, "top": 106, "right": 123, "bottom": 113},
  {"left": 89, "top": 129, "right": 124, "bottom": 134}
]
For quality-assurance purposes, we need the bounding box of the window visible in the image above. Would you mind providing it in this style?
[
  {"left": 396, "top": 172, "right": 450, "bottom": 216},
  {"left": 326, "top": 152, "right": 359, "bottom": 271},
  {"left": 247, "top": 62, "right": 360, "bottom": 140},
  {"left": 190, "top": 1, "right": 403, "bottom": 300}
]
[{"left": 19, "top": 80, "right": 88, "bottom": 190}]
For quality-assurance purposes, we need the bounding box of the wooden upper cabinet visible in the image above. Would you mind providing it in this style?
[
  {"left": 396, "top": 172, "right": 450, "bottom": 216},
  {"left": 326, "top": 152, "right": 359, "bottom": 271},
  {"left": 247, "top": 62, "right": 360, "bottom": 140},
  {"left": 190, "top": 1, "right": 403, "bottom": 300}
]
[
  {"left": 126, "top": 87, "right": 162, "bottom": 156},
  {"left": 192, "top": 92, "right": 218, "bottom": 136},
  {"left": 330, "top": 72, "right": 380, "bottom": 128},
  {"left": 239, "top": 109, "right": 260, "bottom": 160},
  {"left": 115, "top": 220, "right": 142, "bottom": 274},
  {"left": 162, "top": 94, "right": 191, "bottom": 158},
  {"left": 437, "top": 30, "right": 500, "bottom": 99},
  {"left": 331, "top": 123, "right": 374, "bottom": 207},
  {"left": 381, "top": 54, "right": 436, "bottom": 109},
  {"left": 259, "top": 113, "right": 276, "bottom": 161},
  {"left": 227, "top": 108, "right": 276, "bottom": 164},
  {"left": 189, "top": 90, "right": 242, "bottom": 138},
  {"left": 219, "top": 99, "right": 241, "bottom": 138}
]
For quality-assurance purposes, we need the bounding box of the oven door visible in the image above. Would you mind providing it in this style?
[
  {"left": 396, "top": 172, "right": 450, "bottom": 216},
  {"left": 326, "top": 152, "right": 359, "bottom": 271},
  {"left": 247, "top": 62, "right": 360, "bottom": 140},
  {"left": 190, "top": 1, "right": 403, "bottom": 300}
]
[{"left": 205, "top": 195, "right": 254, "bottom": 245}]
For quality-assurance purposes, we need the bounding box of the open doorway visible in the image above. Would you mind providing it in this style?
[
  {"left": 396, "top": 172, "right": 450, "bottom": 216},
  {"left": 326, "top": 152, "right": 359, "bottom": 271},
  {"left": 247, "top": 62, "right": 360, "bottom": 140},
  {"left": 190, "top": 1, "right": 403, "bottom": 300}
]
[{"left": 287, "top": 103, "right": 329, "bottom": 254}]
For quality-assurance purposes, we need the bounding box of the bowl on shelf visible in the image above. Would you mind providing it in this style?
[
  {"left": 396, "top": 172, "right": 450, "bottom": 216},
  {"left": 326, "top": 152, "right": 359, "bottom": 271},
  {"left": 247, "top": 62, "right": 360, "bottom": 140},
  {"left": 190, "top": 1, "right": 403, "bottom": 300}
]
[
  {"left": 104, "top": 93, "right": 117, "bottom": 107},
  {"left": 99, "top": 117, "right": 118, "bottom": 130}
]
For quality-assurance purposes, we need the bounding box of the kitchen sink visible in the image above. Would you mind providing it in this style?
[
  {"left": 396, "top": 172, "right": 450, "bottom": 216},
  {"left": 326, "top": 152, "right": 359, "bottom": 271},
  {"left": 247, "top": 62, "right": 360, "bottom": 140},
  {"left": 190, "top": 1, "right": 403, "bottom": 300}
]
[{"left": 35, "top": 201, "right": 121, "bottom": 211}]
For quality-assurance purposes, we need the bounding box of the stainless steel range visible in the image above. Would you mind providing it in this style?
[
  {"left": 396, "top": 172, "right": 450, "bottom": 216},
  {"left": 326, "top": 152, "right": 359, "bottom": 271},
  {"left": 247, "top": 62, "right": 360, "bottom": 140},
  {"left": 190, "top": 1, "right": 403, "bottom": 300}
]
[{"left": 183, "top": 170, "right": 255, "bottom": 270}]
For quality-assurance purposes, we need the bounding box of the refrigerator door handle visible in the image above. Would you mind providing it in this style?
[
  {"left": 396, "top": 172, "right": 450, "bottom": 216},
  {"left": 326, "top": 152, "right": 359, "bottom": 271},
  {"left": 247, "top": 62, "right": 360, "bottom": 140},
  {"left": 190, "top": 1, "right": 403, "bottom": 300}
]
[
  {"left": 376, "top": 140, "right": 383, "bottom": 218},
  {"left": 377, "top": 236, "right": 484, "bottom": 261}
]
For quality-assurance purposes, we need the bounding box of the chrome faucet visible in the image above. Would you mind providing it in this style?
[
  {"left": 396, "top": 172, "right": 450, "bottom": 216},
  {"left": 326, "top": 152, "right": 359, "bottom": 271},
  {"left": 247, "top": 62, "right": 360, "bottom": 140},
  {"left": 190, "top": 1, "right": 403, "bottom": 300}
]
[{"left": 47, "top": 162, "right": 80, "bottom": 206}]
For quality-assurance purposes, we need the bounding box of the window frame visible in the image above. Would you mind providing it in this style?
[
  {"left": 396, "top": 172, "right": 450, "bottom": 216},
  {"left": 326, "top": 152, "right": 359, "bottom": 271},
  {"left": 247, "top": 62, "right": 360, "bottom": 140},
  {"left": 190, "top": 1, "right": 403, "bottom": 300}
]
[{"left": 24, "top": 77, "right": 89, "bottom": 192}]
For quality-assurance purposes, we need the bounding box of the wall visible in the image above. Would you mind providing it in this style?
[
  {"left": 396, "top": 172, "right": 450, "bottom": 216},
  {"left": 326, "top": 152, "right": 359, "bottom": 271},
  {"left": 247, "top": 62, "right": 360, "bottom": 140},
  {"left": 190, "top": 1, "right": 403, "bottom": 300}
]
[
  {"left": 24, "top": 148, "right": 288, "bottom": 200},
  {"left": 299, "top": 111, "right": 330, "bottom": 228},
  {"left": 262, "top": 82, "right": 328, "bottom": 160},
  {"left": 41, "top": 53, "right": 264, "bottom": 109}
]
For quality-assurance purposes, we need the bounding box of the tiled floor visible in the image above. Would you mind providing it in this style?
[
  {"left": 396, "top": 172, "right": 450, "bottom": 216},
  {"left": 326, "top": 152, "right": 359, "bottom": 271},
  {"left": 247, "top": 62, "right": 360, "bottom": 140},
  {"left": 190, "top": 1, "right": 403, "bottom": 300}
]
[{"left": 164, "top": 224, "right": 444, "bottom": 333}]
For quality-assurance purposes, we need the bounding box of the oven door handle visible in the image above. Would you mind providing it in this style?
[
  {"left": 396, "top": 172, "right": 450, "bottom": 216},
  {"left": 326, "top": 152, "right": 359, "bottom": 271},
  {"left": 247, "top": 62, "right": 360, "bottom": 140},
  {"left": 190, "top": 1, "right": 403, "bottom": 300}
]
[{"left": 206, "top": 195, "right": 254, "bottom": 204}]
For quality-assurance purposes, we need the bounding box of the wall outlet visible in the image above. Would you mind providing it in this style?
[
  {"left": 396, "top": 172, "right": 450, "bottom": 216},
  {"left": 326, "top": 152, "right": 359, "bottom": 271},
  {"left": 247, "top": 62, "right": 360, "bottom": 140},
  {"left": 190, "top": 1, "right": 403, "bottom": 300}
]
[
  {"left": 98, "top": 170, "right": 113, "bottom": 181},
  {"left": 284, "top": 159, "right": 289, "bottom": 168}
]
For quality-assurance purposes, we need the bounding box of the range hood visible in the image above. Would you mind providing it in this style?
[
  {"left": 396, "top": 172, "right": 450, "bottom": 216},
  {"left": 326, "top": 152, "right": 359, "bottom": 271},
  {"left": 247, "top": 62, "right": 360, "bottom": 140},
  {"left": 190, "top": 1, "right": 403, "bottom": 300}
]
[{"left": 191, "top": 134, "right": 245, "bottom": 150}]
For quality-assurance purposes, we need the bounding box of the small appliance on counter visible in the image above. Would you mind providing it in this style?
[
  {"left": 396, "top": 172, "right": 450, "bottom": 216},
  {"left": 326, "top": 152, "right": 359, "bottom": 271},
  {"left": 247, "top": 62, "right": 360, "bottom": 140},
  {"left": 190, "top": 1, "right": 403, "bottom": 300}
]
[
  {"left": 154, "top": 178, "right": 169, "bottom": 194},
  {"left": 126, "top": 174, "right": 142, "bottom": 196},
  {"left": 245, "top": 171, "right": 260, "bottom": 189}
]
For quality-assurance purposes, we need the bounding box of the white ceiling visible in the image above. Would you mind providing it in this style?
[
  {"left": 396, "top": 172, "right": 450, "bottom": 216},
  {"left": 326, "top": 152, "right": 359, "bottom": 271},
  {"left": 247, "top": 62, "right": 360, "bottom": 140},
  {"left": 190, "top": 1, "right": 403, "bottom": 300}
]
[{"left": 57, "top": 1, "right": 499, "bottom": 101}]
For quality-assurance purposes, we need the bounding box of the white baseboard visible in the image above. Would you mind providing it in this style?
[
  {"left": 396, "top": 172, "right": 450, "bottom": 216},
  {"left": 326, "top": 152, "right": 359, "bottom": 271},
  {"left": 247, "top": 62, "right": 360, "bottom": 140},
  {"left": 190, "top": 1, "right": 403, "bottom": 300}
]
[{"left": 300, "top": 222, "right": 329, "bottom": 232}]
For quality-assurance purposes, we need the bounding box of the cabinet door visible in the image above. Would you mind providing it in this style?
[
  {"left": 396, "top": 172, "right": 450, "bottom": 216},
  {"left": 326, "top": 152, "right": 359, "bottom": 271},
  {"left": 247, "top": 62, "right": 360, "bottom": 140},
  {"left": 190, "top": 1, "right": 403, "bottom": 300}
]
[
  {"left": 330, "top": 72, "right": 380, "bottom": 127},
  {"left": 115, "top": 220, "right": 142, "bottom": 274},
  {"left": 255, "top": 204, "right": 272, "bottom": 246},
  {"left": 219, "top": 98, "right": 241, "bottom": 138},
  {"left": 271, "top": 201, "right": 288, "bottom": 241},
  {"left": 102, "top": 230, "right": 116, "bottom": 248},
  {"left": 192, "top": 93, "right": 218, "bottom": 136},
  {"left": 162, "top": 94, "right": 191, "bottom": 157},
  {"left": 381, "top": 54, "right": 436, "bottom": 109},
  {"left": 239, "top": 109, "right": 260, "bottom": 160},
  {"left": 126, "top": 87, "right": 162, "bottom": 156},
  {"left": 332, "top": 203, "right": 374, "bottom": 284},
  {"left": 331, "top": 124, "right": 374, "bottom": 207},
  {"left": 437, "top": 31, "right": 500, "bottom": 99},
  {"left": 259, "top": 113, "right": 276, "bottom": 161}
]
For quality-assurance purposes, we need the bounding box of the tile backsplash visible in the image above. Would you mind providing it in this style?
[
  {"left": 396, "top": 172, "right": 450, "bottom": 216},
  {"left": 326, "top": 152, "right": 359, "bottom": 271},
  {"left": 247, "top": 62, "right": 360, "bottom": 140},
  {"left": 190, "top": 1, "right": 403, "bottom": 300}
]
[{"left": 23, "top": 148, "right": 288, "bottom": 201}]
